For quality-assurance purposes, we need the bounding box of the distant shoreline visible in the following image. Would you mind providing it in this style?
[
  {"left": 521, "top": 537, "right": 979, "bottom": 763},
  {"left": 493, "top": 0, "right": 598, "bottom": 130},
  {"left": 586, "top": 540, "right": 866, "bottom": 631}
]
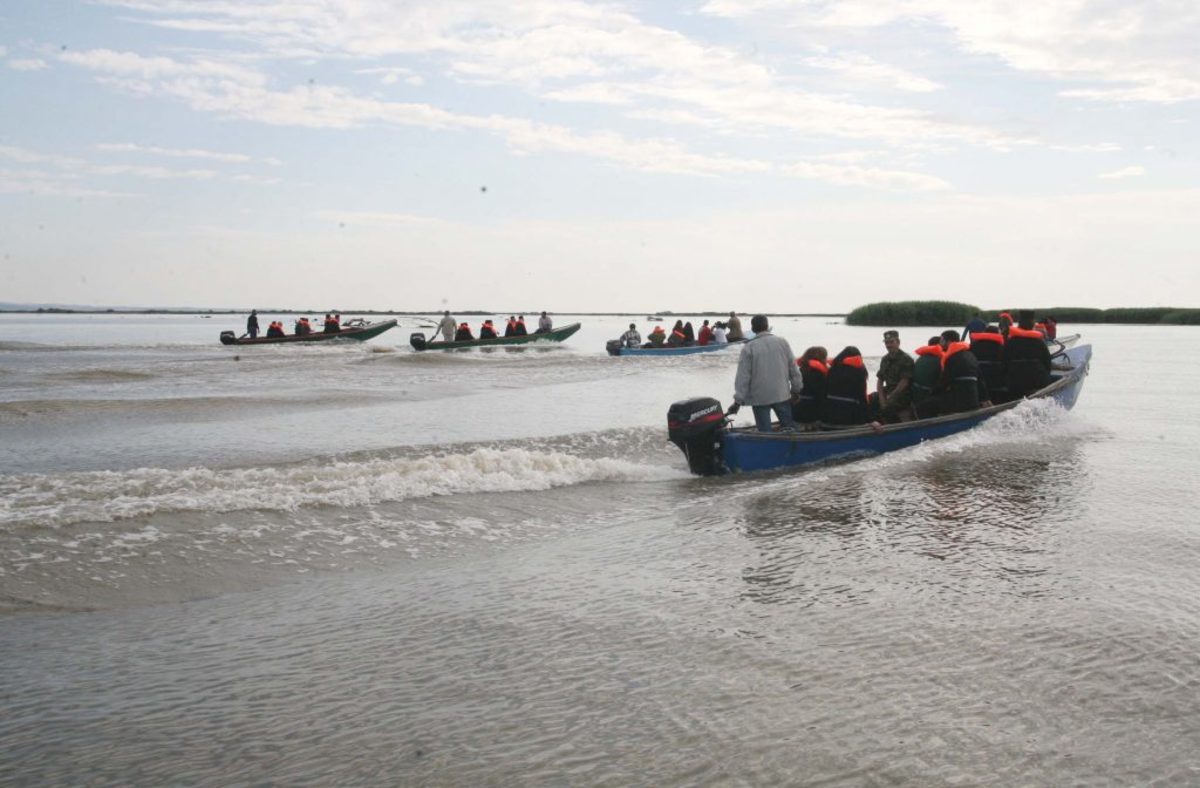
[{"left": 1, "top": 308, "right": 849, "bottom": 318}]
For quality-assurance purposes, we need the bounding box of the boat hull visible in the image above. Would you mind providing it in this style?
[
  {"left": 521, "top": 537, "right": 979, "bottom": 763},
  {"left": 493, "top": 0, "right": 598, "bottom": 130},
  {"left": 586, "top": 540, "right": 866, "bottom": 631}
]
[
  {"left": 674, "top": 344, "right": 1091, "bottom": 475},
  {"left": 609, "top": 339, "right": 745, "bottom": 356},
  {"left": 410, "top": 322, "right": 581, "bottom": 350},
  {"left": 219, "top": 319, "right": 397, "bottom": 345}
]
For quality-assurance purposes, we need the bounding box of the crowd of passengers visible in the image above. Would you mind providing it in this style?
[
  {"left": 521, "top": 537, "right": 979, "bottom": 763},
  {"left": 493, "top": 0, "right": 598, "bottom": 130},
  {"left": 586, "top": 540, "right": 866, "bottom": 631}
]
[
  {"left": 449, "top": 312, "right": 554, "bottom": 342},
  {"left": 791, "top": 309, "right": 1059, "bottom": 431},
  {"left": 617, "top": 311, "right": 748, "bottom": 349}
]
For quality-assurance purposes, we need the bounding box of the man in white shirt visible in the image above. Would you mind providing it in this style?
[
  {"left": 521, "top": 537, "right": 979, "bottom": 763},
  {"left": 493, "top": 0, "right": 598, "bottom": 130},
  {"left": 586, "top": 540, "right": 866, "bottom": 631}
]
[
  {"left": 537, "top": 311, "right": 553, "bottom": 333},
  {"left": 437, "top": 311, "right": 456, "bottom": 342},
  {"left": 731, "top": 315, "right": 802, "bottom": 432},
  {"left": 712, "top": 323, "right": 728, "bottom": 344}
]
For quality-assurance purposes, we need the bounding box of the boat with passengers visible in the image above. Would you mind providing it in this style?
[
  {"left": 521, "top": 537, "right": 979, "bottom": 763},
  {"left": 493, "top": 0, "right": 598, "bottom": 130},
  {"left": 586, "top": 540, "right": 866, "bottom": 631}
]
[{"left": 667, "top": 343, "right": 1091, "bottom": 476}]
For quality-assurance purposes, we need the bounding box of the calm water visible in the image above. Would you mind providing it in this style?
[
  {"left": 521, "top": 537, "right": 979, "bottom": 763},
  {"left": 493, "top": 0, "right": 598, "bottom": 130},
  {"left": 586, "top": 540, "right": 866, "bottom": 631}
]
[{"left": 2, "top": 313, "right": 1198, "bottom": 785}]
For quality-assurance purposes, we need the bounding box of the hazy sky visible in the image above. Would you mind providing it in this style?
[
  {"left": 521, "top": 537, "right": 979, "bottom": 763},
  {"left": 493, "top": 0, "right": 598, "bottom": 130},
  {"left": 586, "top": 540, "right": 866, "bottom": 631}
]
[{"left": 2, "top": 1, "right": 1197, "bottom": 312}]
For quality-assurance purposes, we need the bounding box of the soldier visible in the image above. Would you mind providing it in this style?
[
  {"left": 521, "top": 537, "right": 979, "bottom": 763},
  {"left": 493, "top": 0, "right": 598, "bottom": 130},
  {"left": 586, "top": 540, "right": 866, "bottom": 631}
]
[{"left": 870, "top": 329, "right": 915, "bottom": 423}]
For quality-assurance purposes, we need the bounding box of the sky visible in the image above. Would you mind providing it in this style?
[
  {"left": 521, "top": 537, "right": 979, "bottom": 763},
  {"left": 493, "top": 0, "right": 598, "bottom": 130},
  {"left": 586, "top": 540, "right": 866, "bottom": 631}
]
[{"left": 1, "top": 0, "right": 1198, "bottom": 313}]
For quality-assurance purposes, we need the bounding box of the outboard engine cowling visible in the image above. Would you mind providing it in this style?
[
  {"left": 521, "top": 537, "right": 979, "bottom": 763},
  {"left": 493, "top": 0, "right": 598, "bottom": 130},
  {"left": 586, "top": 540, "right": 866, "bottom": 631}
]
[
  {"left": 219, "top": 331, "right": 237, "bottom": 345},
  {"left": 667, "top": 397, "right": 726, "bottom": 476},
  {"left": 605, "top": 339, "right": 623, "bottom": 356},
  {"left": 409, "top": 332, "right": 428, "bottom": 351}
]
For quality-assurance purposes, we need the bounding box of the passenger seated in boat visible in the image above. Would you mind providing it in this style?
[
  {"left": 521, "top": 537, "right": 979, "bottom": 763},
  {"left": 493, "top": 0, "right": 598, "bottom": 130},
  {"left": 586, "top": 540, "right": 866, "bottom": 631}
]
[
  {"left": 791, "top": 346, "right": 828, "bottom": 429},
  {"left": 997, "top": 311, "right": 1013, "bottom": 339},
  {"left": 455, "top": 322, "right": 474, "bottom": 341},
  {"left": 712, "top": 322, "right": 728, "bottom": 344},
  {"left": 970, "top": 325, "right": 1007, "bottom": 403},
  {"left": 323, "top": 314, "right": 340, "bottom": 333},
  {"left": 514, "top": 316, "right": 528, "bottom": 336},
  {"left": 294, "top": 317, "right": 311, "bottom": 335},
  {"left": 619, "top": 323, "right": 641, "bottom": 349},
  {"left": 479, "top": 320, "right": 499, "bottom": 339},
  {"left": 819, "top": 346, "right": 869, "bottom": 425},
  {"left": 911, "top": 336, "right": 944, "bottom": 419},
  {"left": 667, "top": 320, "right": 687, "bottom": 347},
  {"left": 537, "top": 312, "right": 552, "bottom": 333},
  {"left": 504, "top": 316, "right": 517, "bottom": 337},
  {"left": 1004, "top": 311, "right": 1053, "bottom": 399},
  {"left": 869, "top": 330, "right": 915, "bottom": 424},
  {"left": 697, "top": 320, "right": 714, "bottom": 345},
  {"left": 938, "top": 330, "right": 991, "bottom": 413},
  {"left": 643, "top": 325, "right": 667, "bottom": 347},
  {"left": 266, "top": 320, "right": 285, "bottom": 338},
  {"left": 682, "top": 322, "right": 696, "bottom": 345}
]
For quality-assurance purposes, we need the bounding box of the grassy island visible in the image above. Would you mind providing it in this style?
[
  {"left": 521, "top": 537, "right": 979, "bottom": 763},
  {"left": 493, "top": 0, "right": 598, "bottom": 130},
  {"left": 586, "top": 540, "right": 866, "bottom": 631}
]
[
  {"left": 847, "top": 302, "right": 1200, "bottom": 326},
  {"left": 845, "top": 301, "right": 980, "bottom": 327}
]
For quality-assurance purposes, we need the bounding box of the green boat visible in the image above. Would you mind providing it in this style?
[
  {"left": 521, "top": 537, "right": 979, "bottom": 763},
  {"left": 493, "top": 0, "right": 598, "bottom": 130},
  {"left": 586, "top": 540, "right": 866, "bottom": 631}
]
[
  {"left": 410, "top": 322, "right": 582, "bottom": 350},
  {"left": 220, "top": 318, "right": 397, "bottom": 345}
]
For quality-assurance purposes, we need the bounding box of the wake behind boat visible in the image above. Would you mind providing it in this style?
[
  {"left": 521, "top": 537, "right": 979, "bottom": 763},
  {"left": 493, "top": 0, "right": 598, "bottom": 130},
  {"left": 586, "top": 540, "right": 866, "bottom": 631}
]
[
  {"left": 219, "top": 318, "right": 397, "bottom": 345},
  {"left": 668, "top": 344, "right": 1092, "bottom": 476},
  {"left": 410, "top": 322, "right": 581, "bottom": 350}
]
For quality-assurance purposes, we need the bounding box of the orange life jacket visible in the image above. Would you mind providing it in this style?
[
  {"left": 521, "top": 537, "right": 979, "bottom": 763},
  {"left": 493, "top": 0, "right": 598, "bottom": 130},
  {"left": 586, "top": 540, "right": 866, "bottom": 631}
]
[
  {"left": 970, "top": 332, "right": 1004, "bottom": 346},
  {"left": 798, "top": 358, "right": 829, "bottom": 374},
  {"left": 672, "top": 329, "right": 686, "bottom": 340},
  {"left": 1007, "top": 326, "right": 1044, "bottom": 341},
  {"left": 941, "top": 341, "right": 970, "bottom": 368},
  {"left": 915, "top": 344, "right": 944, "bottom": 358},
  {"left": 836, "top": 355, "right": 864, "bottom": 369}
]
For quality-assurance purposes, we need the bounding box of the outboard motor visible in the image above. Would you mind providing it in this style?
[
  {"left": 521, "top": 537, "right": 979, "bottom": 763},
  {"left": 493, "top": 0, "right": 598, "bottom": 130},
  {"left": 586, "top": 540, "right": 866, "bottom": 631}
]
[
  {"left": 605, "top": 339, "right": 623, "bottom": 356},
  {"left": 409, "top": 332, "right": 428, "bottom": 351},
  {"left": 667, "top": 397, "right": 727, "bottom": 476},
  {"left": 219, "top": 331, "right": 237, "bottom": 345}
]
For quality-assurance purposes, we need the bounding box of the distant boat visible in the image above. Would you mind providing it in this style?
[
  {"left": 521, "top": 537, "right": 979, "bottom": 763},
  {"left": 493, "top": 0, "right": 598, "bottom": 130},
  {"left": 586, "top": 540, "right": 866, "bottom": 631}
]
[
  {"left": 667, "top": 343, "right": 1092, "bottom": 476},
  {"left": 646, "top": 315, "right": 663, "bottom": 321},
  {"left": 409, "top": 322, "right": 582, "bottom": 350},
  {"left": 606, "top": 339, "right": 745, "bottom": 357},
  {"left": 219, "top": 319, "right": 397, "bottom": 345}
]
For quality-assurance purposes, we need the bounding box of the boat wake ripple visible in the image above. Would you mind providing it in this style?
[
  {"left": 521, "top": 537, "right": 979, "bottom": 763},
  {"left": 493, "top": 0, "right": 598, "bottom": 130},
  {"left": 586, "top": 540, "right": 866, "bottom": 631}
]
[{"left": 0, "top": 444, "right": 689, "bottom": 530}]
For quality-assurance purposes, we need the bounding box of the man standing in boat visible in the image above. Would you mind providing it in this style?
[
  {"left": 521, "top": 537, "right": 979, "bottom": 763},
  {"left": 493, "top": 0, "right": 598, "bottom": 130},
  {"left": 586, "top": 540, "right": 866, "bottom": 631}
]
[
  {"left": 729, "top": 315, "right": 802, "bottom": 432},
  {"left": 725, "top": 311, "right": 744, "bottom": 341},
  {"left": 437, "top": 310, "right": 456, "bottom": 343},
  {"left": 246, "top": 309, "right": 259, "bottom": 339}
]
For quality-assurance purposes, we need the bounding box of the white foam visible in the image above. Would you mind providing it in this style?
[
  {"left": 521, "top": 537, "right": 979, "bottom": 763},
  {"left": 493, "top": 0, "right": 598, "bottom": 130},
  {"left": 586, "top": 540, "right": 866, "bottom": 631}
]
[
  {"left": 741, "top": 398, "right": 1091, "bottom": 494},
  {"left": 0, "top": 447, "right": 689, "bottom": 529}
]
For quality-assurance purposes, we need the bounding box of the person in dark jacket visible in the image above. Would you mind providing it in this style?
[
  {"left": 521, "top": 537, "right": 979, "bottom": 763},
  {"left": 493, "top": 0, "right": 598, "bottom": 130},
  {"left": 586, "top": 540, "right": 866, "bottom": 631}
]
[
  {"left": 667, "top": 320, "right": 687, "bottom": 347},
  {"left": 479, "top": 319, "right": 499, "bottom": 339},
  {"left": 504, "top": 316, "right": 517, "bottom": 337},
  {"left": 682, "top": 321, "right": 696, "bottom": 345},
  {"left": 912, "top": 336, "right": 944, "bottom": 418},
  {"left": 1004, "top": 310, "right": 1053, "bottom": 398},
  {"left": 792, "top": 346, "right": 829, "bottom": 428},
  {"left": 939, "top": 330, "right": 990, "bottom": 413},
  {"left": 970, "top": 325, "right": 1008, "bottom": 403},
  {"left": 247, "top": 309, "right": 260, "bottom": 339},
  {"left": 820, "top": 346, "right": 869, "bottom": 426},
  {"left": 514, "top": 316, "right": 528, "bottom": 336},
  {"left": 454, "top": 322, "right": 474, "bottom": 341}
]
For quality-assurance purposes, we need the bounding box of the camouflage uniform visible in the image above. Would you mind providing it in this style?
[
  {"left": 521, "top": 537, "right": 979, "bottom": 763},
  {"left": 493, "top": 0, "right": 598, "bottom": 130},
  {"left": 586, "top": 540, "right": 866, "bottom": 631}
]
[{"left": 876, "top": 349, "right": 915, "bottom": 416}]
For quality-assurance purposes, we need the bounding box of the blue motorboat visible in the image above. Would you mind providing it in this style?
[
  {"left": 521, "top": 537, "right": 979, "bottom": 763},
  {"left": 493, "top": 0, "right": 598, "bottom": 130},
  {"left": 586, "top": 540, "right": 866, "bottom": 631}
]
[
  {"left": 607, "top": 339, "right": 745, "bottom": 357},
  {"left": 667, "top": 344, "right": 1092, "bottom": 476}
]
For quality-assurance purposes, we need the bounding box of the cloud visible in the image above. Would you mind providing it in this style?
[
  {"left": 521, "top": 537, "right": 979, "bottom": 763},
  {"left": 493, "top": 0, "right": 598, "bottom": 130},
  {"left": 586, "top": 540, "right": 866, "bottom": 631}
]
[
  {"left": 58, "top": 46, "right": 944, "bottom": 186},
  {"left": 95, "top": 143, "right": 256, "bottom": 164},
  {"left": 8, "top": 58, "right": 49, "bottom": 71},
  {"left": 78, "top": 2, "right": 1030, "bottom": 168},
  {"left": 803, "top": 52, "right": 942, "bottom": 93},
  {"left": 701, "top": 0, "right": 1200, "bottom": 104},
  {"left": 1098, "top": 166, "right": 1145, "bottom": 180}
]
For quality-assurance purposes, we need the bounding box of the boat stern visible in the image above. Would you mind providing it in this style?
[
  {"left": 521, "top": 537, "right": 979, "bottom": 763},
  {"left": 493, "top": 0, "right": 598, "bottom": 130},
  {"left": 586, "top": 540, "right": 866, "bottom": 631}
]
[{"left": 667, "top": 397, "right": 727, "bottom": 476}]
